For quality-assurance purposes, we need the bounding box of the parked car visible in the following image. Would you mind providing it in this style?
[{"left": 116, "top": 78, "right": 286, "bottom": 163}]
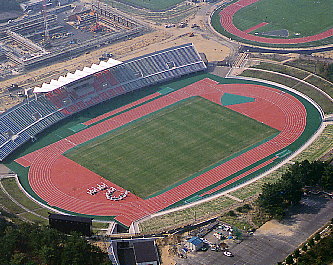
[
  {"left": 200, "top": 246, "right": 209, "bottom": 251},
  {"left": 211, "top": 244, "right": 220, "bottom": 252},
  {"left": 223, "top": 251, "right": 233, "bottom": 257}
]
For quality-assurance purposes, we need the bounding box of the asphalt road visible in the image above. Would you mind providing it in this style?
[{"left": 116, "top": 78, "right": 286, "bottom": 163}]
[{"left": 178, "top": 195, "right": 333, "bottom": 265}]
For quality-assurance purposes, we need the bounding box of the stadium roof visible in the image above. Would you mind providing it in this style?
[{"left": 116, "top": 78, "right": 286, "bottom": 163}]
[
  {"left": 33, "top": 43, "right": 203, "bottom": 94},
  {"left": 33, "top": 58, "right": 122, "bottom": 93}
]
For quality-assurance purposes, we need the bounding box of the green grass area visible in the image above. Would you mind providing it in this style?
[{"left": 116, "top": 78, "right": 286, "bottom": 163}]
[
  {"left": 104, "top": 0, "right": 196, "bottom": 23},
  {"left": 0, "top": 184, "right": 23, "bottom": 214},
  {"left": 229, "top": 165, "right": 288, "bottom": 200},
  {"left": 305, "top": 75, "right": 333, "bottom": 98},
  {"left": 211, "top": 2, "right": 333, "bottom": 48},
  {"left": 233, "top": 0, "right": 333, "bottom": 37},
  {"left": 291, "top": 125, "right": 333, "bottom": 162},
  {"left": 114, "top": 0, "right": 184, "bottom": 11},
  {"left": 254, "top": 63, "right": 309, "bottom": 79},
  {"left": 255, "top": 61, "right": 333, "bottom": 103},
  {"left": 241, "top": 69, "right": 299, "bottom": 87},
  {"left": 18, "top": 212, "right": 48, "bottom": 225},
  {"left": 250, "top": 53, "right": 291, "bottom": 62},
  {"left": 92, "top": 222, "right": 110, "bottom": 229},
  {"left": 219, "top": 214, "right": 254, "bottom": 231},
  {"left": 139, "top": 196, "right": 235, "bottom": 233},
  {"left": 0, "top": 178, "right": 56, "bottom": 224},
  {"left": 1, "top": 178, "right": 40, "bottom": 210},
  {"left": 286, "top": 59, "right": 333, "bottom": 82},
  {"left": 245, "top": 61, "right": 333, "bottom": 113},
  {"left": 292, "top": 82, "right": 333, "bottom": 114},
  {"left": 66, "top": 97, "right": 277, "bottom": 198},
  {"left": 33, "top": 208, "right": 55, "bottom": 218},
  {"left": 240, "top": 68, "right": 333, "bottom": 114}
]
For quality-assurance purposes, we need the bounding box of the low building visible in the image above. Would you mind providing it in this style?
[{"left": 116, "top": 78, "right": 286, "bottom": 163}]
[
  {"left": 187, "top": 236, "right": 204, "bottom": 251},
  {"left": 109, "top": 238, "right": 160, "bottom": 265}
]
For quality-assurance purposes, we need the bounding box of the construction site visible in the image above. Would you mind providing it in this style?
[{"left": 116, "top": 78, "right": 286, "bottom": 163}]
[
  {"left": 0, "top": 0, "right": 233, "bottom": 112},
  {"left": 0, "top": 0, "right": 148, "bottom": 80}
]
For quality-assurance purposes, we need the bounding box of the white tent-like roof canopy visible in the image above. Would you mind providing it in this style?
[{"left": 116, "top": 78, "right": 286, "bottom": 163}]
[{"left": 33, "top": 58, "right": 122, "bottom": 93}]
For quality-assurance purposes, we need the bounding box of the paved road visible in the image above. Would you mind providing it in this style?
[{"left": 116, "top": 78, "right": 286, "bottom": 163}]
[{"left": 178, "top": 195, "right": 333, "bottom": 265}]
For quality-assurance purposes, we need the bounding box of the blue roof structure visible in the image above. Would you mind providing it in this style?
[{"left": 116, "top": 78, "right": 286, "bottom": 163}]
[{"left": 188, "top": 236, "right": 203, "bottom": 246}]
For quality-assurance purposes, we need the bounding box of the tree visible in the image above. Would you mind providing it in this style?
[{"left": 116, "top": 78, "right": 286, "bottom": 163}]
[
  {"left": 314, "top": 233, "right": 321, "bottom": 242},
  {"left": 258, "top": 182, "right": 287, "bottom": 218},
  {"left": 308, "top": 238, "right": 315, "bottom": 247},
  {"left": 60, "top": 233, "right": 109, "bottom": 265},
  {"left": 285, "top": 254, "right": 294, "bottom": 264},
  {"left": 302, "top": 244, "right": 307, "bottom": 252},
  {"left": 227, "top": 210, "right": 237, "bottom": 217},
  {"left": 297, "top": 234, "right": 333, "bottom": 265},
  {"left": 293, "top": 249, "right": 300, "bottom": 258},
  {"left": 0, "top": 221, "right": 110, "bottom": 265},
  {"left": 257, "top": 161, "right": 333, "bottom": 219},
  {"left": 321, "top": 166, "right": 333, "bottom": 190},
  {"left": 302, "top": 244, "right": 308, "bottom": 252}
]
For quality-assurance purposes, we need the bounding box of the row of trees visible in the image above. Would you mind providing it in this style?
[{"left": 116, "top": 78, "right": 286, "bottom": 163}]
[
  {"left": 0, "top": 218, "right": 111, "bottom": 265},
  {"left": 296, "top": 228, "right": 333, "bottom": 265},
  {"left": 257, "top": 160, "right": 333, "bottom": 219},
  {"left": 281, "top": 220, "right": 333, "bottom": 265}
]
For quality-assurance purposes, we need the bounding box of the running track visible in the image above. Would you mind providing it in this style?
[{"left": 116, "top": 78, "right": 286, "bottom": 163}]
[
  {"left": 219, "top": 0, "right": 333, "bottom": 44},
  {"left": 15, "top": 78, "right": 307, "bottom": 226}
]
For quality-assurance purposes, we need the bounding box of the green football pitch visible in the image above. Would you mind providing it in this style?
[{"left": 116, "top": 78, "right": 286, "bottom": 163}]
[
  {"left": 233, "top": 0, "right": 333, "bottom": 37},
  {"left": 65, "top": 97, "right": 278, "bottom": 198}
]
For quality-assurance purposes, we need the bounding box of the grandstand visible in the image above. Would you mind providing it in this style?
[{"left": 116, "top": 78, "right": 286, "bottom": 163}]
[{"left": 0, "top": 43, "right": 207, "bottom": 161}]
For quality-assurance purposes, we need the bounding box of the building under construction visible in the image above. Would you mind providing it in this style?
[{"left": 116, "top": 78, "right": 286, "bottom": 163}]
[{"left": 0, "top": 0, "right": 149, "bottom": 77}]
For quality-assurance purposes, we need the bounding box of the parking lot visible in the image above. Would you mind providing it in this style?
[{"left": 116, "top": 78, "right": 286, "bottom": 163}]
[{"left": 177, "top": 194, "right": 333, "bottom": 265}]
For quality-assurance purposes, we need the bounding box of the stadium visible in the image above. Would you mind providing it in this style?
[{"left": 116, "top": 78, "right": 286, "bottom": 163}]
[
  {"left": 211, "top": 0, "right": 333, "bottom": 49},
  {"left": 0, "top": 43, "right": 323, "bottom": 228}
]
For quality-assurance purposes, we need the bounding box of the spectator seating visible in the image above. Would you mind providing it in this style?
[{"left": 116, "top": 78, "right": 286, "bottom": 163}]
[{"left": 0, "top": 43, "right": 206, "bottom": 161}]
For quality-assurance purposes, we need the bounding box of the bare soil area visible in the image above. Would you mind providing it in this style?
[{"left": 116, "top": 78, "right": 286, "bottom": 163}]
[{"left": 256, "top": 219, "right": 295, "bottom": 237}]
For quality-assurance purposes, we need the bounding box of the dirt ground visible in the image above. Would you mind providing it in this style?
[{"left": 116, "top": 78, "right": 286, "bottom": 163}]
[
  {"left": 159, "top": 245, "right": 177, "bottom": 265},
  {"left": 120, "top": 32, "right": 230, "bottom": 62},
  {"left": 256, "top": 219, "right": 296, "bottom": 237}
]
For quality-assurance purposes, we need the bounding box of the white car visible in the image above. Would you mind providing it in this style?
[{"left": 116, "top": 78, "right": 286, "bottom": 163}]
[
  {"left": 200, "top": 238, "right": 209, "bottom": 244},
  {"left": 223, "top": 251, "right": 233, "bottom": 257}
]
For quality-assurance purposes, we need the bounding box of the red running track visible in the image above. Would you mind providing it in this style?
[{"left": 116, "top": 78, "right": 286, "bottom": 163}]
[
  {"left": 15, "top": 78, "right": 306, "bottom": 226},
  {"left": 200, "top": 157, "right": 276, "bottom": 196},
  {"left": 219, "top": 0, "right": 333, "bottom": 44}
]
